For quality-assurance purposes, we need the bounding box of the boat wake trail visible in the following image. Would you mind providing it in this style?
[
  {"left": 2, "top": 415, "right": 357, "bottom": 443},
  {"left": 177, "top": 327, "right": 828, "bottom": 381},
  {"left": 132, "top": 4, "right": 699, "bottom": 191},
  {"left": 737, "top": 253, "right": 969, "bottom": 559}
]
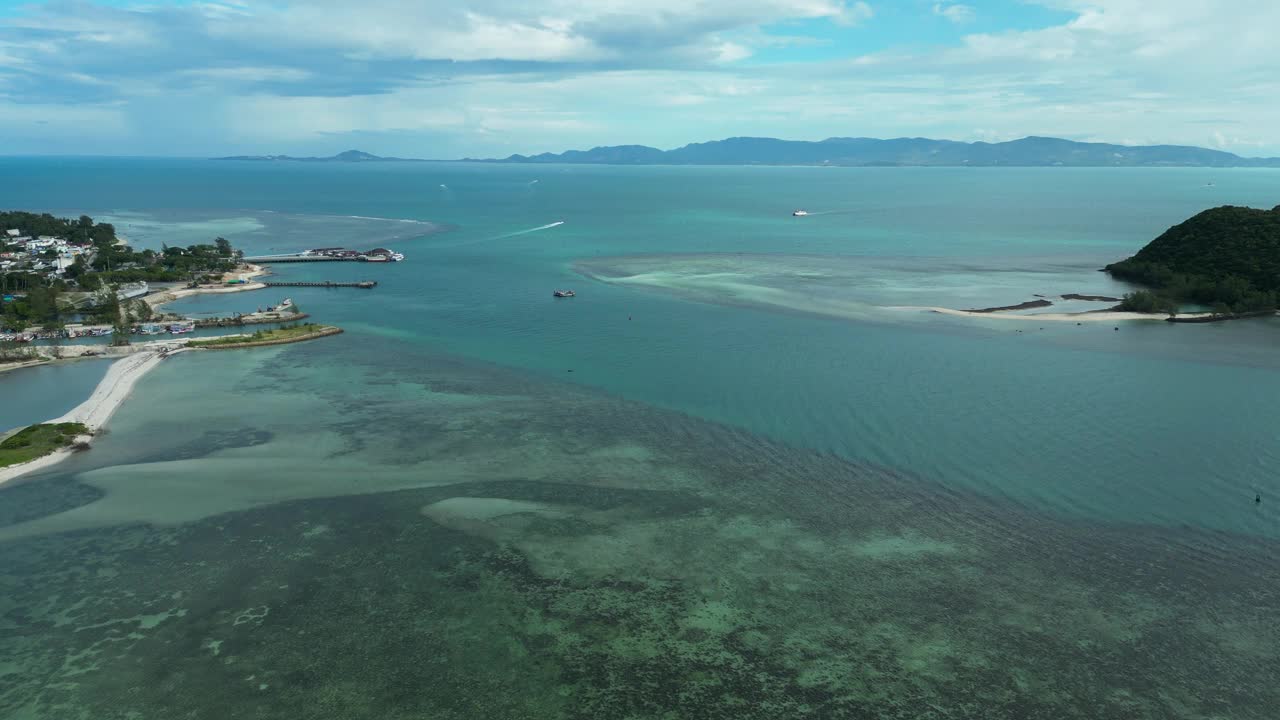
[
  {"left": 429, "top": 220, "right": 565, "bottom": 249},
  {"left": 495, "top": 220, "right": 564, "bottom": 239}
]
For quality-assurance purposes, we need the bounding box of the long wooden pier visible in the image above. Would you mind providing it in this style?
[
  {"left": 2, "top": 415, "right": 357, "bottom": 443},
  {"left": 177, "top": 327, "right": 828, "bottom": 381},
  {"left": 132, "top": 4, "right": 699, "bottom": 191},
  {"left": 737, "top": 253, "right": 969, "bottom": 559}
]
[
  {"left": 262, "top": 281, "right": 377, "bottom": 289},
  {"left": 243, "top": 255, "right": 349, "bottom": 263}
]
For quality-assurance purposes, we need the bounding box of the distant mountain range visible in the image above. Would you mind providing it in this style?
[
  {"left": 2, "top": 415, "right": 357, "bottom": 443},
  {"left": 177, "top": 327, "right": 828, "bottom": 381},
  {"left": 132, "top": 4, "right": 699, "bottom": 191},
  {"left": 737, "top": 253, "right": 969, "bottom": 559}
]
[
  {"left": 474, "top": 136, "right": 1280, "bottom": 167},
  {"left": 216, "top": 137, "right": 1280, "bottom": 167}
]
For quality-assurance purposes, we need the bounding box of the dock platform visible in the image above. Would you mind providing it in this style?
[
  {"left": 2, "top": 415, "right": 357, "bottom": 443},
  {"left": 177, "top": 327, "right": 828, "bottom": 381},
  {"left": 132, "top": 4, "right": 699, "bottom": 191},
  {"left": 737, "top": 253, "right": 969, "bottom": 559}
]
[{"left": 262, "top": 281, "right": 377, "bottom": 289}]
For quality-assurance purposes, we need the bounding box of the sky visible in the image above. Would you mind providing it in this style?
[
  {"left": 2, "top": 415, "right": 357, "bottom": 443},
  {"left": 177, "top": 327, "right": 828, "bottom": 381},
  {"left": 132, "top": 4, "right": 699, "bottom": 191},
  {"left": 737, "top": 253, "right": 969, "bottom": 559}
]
[{"left": 0, "top": 0, "right": 1277, "bottom": 158}]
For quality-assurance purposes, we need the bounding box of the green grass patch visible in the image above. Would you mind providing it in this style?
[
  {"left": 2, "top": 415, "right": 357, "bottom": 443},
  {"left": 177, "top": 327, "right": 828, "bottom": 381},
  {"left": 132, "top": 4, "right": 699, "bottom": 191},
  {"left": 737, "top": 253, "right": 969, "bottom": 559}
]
[
  {"left": 187, "top": 323, "right": 330, "bottom": 348},
  {"left": 0, "top": 422, "right": 91, "bottom": 468}
]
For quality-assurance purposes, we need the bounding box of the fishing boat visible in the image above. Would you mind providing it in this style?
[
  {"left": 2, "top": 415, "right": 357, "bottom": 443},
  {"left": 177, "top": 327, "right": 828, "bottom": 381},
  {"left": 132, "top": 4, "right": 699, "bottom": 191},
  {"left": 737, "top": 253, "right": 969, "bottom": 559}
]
[{"left": 553, "top": 289, "right": 576, "bottom": 298}]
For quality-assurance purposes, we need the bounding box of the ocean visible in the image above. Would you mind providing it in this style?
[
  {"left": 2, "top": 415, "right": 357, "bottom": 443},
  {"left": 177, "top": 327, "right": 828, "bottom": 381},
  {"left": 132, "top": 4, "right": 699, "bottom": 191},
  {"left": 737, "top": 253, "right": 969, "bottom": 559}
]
[{"left": 1, "top": 158, "right": 1278, "bottom": 718}]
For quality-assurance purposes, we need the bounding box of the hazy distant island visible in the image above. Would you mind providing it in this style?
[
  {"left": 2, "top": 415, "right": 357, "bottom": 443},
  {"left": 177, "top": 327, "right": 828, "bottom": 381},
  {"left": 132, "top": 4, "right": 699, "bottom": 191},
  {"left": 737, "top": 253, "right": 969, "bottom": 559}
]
[
  {"left": 464, "top": 136, "right": 1280, "bottom": 168},
  {"left": 215, "top": 150, "right": 419, "bottom": 162},
  {"left": 218, "top": 136, "right": 1280, "bottom": 167},
  {"left": 1106, "top": 204, "right": 1280, "bottom": 317}
]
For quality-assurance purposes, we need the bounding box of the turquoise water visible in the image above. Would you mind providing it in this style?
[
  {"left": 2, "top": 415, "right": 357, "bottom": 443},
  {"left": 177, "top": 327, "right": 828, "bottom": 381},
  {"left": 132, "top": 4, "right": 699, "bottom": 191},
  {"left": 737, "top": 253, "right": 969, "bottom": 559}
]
[
  {"left": 1, "top": 158, "right": 1279, "bottom": 718},
  {"left": 0, "top": 359, "right": 112, "bottom": 431}
]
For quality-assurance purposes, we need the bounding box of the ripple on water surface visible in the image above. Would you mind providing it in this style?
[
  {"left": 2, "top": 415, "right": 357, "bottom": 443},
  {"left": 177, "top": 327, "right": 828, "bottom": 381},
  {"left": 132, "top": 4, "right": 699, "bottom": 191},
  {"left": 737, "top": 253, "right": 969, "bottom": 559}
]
[{"left": 0, "top": 336, "right": 1276, "bottom": 719}]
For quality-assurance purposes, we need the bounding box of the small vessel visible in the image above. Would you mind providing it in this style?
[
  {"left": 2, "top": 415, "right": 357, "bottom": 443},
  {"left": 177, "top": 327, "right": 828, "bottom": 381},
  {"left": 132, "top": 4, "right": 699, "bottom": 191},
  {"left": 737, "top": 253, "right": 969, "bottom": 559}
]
[
  {"left": 553, "top": 289, "right": 576, "bottom": 298},
  {"left": 792, "top": 210, "right": 809, "bottom": 217}
]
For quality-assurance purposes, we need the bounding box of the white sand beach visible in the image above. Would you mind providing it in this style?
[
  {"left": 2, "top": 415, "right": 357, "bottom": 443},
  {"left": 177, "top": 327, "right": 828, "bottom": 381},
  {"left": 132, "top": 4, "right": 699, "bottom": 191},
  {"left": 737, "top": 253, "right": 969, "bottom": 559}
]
[
  {"left": 143, "top": 263, "right": 268, "bottom": 309},
  {"left": 0, "top": 347, "right": 183, "bottom": 486},
  {"left": 901, "top": 306, "right": 1178, "bottom": 322}
]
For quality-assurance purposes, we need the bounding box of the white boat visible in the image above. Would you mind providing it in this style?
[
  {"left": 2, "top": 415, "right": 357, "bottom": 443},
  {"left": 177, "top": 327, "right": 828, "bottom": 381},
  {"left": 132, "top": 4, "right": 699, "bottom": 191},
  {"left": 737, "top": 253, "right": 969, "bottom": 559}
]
[{"left": 792, "top": 210, "right": 809, "bottom": 217}]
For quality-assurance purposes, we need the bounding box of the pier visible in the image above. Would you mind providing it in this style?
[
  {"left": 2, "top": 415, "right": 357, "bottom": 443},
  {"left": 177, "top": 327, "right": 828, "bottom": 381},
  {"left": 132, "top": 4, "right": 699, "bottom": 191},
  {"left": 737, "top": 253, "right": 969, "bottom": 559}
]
[
  {"left": 262, "top": 281, "right": 377, "bottom": 289},
  {"left": 243, "top": 255, "right": 348, "bottom": 263}
]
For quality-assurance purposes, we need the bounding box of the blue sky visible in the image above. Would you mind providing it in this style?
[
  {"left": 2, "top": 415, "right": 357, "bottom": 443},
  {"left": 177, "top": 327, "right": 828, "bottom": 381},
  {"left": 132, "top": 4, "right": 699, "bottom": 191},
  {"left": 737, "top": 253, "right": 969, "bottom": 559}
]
[{"left": 0, "top": 0, "right": 1277, "bottom": 157}]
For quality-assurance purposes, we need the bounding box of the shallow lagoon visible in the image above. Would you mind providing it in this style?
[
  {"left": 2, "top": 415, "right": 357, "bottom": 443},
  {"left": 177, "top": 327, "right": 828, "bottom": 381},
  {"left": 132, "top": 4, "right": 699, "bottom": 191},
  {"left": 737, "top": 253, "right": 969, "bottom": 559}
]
[{"left": 2, "top": 337, "right": 1277, "bottom": 719}]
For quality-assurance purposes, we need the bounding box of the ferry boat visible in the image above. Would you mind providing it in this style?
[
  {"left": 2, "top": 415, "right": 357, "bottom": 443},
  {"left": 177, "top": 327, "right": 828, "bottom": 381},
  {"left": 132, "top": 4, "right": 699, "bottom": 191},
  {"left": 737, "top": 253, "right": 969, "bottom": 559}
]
[
  {"left": 792, "top": 210, "right": 809, "bottom": 217},
  {"left": 553, "top": 289, "right": 576, "bottom": 298}
]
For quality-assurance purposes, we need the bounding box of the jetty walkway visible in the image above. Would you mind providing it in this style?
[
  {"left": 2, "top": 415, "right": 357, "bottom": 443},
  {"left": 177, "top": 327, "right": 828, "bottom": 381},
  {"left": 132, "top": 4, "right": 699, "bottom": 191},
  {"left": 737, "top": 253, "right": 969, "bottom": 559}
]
[
  {"left": 242, "top": 255, "right": 348, "bottom": 263},
  {"left": 262, "top": 281, "right": 377, "bottom": 289}
]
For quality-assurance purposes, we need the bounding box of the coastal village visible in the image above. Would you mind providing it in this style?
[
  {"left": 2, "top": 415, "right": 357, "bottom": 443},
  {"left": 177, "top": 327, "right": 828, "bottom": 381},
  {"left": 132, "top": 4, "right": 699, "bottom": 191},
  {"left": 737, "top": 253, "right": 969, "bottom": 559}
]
[{"left": 1, "top": 211, "right": 396, "bottom": 346}]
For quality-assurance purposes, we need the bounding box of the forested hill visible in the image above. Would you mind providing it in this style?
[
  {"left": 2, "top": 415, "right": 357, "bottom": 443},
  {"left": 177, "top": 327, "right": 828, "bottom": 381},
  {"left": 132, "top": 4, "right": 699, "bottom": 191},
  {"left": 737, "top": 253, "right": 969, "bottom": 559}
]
[{"left": 1105, "top": 205, "right": 1280, "bottom": 313}]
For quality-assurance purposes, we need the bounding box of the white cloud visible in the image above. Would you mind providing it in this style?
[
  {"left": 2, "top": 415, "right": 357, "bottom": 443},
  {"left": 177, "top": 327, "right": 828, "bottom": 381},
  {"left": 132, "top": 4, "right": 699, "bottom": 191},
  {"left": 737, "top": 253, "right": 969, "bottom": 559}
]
[
  {"left": 180, "top": 67, "right": 314, "bottom": 83},
  {"left": 933, "top": 4, "right": 975, "bottom": 24},
  {"left": 0, "top": 0, "right": 1278, "bottom": 157},
  {"left": 835, "top": 1, "right": 875, "bottom": 26},
  {"left": 199, "top": 0, "right": 874, "bottom": 64}
]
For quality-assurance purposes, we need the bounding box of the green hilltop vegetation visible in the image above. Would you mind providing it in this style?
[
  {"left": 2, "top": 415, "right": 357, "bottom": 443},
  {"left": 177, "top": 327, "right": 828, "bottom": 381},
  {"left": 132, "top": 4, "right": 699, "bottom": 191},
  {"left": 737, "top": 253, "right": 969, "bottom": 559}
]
[
  {"left": 0, "top": 422, "right": 90, "bottom": 469},
  {"left": 1106, "top": 205, "right": 1280, "bottom": 315}
]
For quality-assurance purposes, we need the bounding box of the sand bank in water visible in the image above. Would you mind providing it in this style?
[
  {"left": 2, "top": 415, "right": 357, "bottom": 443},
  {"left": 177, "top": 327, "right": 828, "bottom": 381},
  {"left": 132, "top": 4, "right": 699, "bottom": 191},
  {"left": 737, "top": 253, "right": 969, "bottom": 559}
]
[
  {"left": 892, "top": 306, "right": 1218, "bottom": 323},
  {"left": 0, "top": 349, "right": 182, "bottom": 486}
]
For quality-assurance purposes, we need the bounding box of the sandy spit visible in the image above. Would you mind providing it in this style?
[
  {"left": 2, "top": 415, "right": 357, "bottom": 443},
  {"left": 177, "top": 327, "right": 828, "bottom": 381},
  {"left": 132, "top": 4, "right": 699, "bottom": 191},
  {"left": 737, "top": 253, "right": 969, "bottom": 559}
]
[
  {"left": 0, "top": 348, "right": 183, "bottom": 486},
  {"left": 890, "top": 306, "right": 1207, "bottom": 323}
]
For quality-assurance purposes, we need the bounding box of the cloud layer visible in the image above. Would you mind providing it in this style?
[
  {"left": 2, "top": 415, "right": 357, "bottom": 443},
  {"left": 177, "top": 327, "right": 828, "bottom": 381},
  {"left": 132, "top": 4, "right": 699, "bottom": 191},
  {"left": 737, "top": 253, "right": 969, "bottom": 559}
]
[{"left": 0, "top": 0, "right": 1276, "bottom": 157}]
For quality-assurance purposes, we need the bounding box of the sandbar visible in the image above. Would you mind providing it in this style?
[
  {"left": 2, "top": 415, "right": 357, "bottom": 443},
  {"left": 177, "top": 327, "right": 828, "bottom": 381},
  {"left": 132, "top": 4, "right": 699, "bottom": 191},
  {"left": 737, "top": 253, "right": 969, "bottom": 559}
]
[
  {"left": 892, "top": 306, "right": 1197, "bottom": 323},
  {"left": 0, "top": 347, "right": 183, "bottom": 486}
]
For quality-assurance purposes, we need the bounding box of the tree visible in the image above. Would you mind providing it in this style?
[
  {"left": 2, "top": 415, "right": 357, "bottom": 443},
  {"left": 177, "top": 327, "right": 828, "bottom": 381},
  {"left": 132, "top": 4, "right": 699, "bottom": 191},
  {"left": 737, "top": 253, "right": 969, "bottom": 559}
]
[
  {"left": 64, "top": 254, "right": 87, "bottom": 280},
  {"left": 26, "top": 286, "right": 52, "bottom": 326},
  {"left": 215, "top": 237, "right": 233, "bottom": 257},
  {"left": 1118, "top": 290, "right": 1178, "bottom": 314},
  {"left": 106, "top": 285, "right": 131, "bottom": 345}
]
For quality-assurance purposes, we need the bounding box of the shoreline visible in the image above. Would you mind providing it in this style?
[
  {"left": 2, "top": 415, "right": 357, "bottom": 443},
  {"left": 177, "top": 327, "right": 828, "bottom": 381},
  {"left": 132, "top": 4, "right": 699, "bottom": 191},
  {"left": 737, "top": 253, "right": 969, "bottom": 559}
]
[
  {"left": 890, "top": 306, "right": 1186, "bottom": 323},
  {"left": 0, "top": 348, "right": 182, "bottom": 486},
  {"left": 143, "top": 263, "right": 269, "bottom": 310}
]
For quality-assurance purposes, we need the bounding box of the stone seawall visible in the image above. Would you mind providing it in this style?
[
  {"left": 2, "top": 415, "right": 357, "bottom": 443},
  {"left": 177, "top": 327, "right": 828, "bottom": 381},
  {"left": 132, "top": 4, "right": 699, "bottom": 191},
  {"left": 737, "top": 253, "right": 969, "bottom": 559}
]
[{"left": 194, "top": 326, "right": 343, "bottom": 350}]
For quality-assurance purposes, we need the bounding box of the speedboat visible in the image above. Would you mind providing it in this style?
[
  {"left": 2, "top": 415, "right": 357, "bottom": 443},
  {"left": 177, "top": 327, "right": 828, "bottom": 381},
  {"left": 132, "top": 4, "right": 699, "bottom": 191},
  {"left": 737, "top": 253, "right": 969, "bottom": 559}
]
[
  {"left": 553, "top": 289, "right": 576, "bottom": 298},
  {"left": 792, "top": 210, "right": 809, "bottom": 217}
]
